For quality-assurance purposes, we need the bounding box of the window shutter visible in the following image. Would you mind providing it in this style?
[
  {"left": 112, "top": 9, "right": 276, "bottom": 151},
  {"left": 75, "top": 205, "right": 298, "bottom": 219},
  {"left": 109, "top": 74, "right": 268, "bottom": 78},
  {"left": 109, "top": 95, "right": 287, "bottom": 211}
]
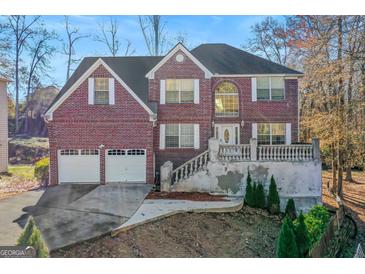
[
  {"left": 285, "top": 123, "right": 291, "bottom": 145},
  {"left": 159, "top": 124, "right": 166, "bottom": 149},
  {"left": 194, "top": 124, "right": 200, "bottom": 149},
  {"left": 194, "top": 79, "right": 200, "bottom": 104},
  {"left": 251, "top": 78, "right": 257, "bottom": 102},
  {"left": 109, "top": 78, "right": 115, "bottom": 105},
  {"left": 252, "top": 123, "right": 257, "bottom": 139},
  {"left": 88, "top": 78, "right": 94, "bottom": 105},
  {"left": 160, "top": 80, "right": 166, "bottom": 104}
]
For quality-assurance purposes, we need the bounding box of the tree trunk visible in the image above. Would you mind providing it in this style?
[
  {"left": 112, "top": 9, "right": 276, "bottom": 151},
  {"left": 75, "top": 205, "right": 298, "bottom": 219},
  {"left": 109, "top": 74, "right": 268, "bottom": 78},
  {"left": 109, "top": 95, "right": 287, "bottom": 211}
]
[
  {"left": 332, "top": 145, "right": 337, "bottom": 193},
  {"left": 15, "top": 44, "right": 19, "bottom": 134},
  {"left": 345, "top": 166, "right": 352, "bottom": 182}
]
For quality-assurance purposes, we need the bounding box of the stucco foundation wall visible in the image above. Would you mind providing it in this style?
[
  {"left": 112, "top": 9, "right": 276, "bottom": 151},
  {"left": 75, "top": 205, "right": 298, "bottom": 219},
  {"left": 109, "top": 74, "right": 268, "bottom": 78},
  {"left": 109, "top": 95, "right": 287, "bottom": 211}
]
[{"left": 170, "top": 160, "right": 322, "bottom": 212}]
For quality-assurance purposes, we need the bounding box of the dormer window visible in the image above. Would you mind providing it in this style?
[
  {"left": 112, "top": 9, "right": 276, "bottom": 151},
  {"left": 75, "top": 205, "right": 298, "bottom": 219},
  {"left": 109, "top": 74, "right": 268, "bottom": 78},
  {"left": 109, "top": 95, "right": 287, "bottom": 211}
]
[{"left": 94, "top": 78, "right": 109, "bottom": 105}]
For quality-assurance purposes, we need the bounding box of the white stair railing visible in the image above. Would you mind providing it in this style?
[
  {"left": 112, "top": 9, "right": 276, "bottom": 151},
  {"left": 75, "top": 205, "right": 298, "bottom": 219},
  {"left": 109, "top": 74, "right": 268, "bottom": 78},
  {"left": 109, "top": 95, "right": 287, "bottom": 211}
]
[
  {"left": 171, "top": 150, "right": 209, "bottom": 184},
  {"left": 258, "top": 144, "right": 313, "bottom": 161},
  {"left": 219, "top": 144, "right": 251, "bottom": 161}
]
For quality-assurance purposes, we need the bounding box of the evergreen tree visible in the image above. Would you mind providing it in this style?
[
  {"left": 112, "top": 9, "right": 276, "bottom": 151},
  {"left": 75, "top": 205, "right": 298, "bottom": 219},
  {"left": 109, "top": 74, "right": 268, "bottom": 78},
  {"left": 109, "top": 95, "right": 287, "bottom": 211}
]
[
  {"left": 295, "top": 212, "right": 311, "bottom": 257},
  {"left": 17, "top": 217, "right": 49, "bottom": 257},
  {"left": 17, "top": 218, "right": 35, "bottom": 246},
  {"left": 276, "top": 217, "right": 299, "bottom": 258},
  {"left": 285, "top": 198, "right": 297, "bottom": 220},
  {"left": 268, "top": 175, "right": 280, "bottom": 214},
  {"left": 253, "top": 182, "right": 257, "bottom": 207},
  {"left": 256, "top": 183, "right": 266, "bottom": 209},
  {"left": 244, "top": 172, "right": 254, "bottom": 207}
]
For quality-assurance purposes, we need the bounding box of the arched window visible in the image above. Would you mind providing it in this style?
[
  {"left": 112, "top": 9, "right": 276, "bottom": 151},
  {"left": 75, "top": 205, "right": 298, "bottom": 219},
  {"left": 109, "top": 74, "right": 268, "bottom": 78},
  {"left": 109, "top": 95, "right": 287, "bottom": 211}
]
[{"left": 215, "top": 82, "right": 239, "bottom": 117}]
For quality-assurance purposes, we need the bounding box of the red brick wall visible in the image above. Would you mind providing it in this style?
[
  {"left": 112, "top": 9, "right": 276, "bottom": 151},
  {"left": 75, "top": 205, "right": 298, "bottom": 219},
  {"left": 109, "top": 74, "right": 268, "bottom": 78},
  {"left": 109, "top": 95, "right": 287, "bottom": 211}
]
[
  {"left": 150, "top": 50, "right": 212, "bottom": 169},
  {"left": 211, "top": 77, "right": 299, "bottom": 144},
  {"left": 48, "top": 65, "right": 154, "bottom": 185}
]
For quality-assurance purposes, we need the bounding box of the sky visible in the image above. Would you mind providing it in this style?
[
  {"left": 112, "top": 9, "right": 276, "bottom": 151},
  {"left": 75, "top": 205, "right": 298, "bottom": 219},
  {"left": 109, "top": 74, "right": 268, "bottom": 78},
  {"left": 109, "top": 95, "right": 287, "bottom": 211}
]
[{"left": 3, "top": 15, "right": 282, "bottom": 96}]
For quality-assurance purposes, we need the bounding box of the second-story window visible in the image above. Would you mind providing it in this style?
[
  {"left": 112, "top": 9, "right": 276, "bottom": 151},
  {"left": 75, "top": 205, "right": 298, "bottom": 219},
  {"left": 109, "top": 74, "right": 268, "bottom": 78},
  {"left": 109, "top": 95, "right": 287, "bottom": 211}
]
[
  {"left": 215, "top": 81, "right": 239, "bottom": 117},
  {"left": 257, "top": 77, "right": 285, "bottom": 101},
  {"left": 94, "top": 78, "right": 109, "bottom": 105},
  {"left": 166, "top": 79, "right": 194, "bottom": 103}
]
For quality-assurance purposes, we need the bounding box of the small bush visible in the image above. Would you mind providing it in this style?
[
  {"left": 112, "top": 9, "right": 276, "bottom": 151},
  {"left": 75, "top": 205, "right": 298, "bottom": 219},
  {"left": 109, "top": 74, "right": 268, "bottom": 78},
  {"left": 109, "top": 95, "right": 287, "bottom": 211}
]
[
  {"left": 256, "top": 183, "right": 266, "bottom": 209},
  {"left": 276, "top": 217, "right": 298, "bottom": 258},
  {"left": 294, "top": 212, "right": 310, "bottom": 257},
  {"left": 285, "top": 198, "right": 297, "bottom": 220},
  {"left": 17, "top": 217, "right": 49, "bottom": 258},
  {"left": 267, "top": 175, "right": 280, "bottom": 214},
  {"left": 244, "top": 171, "right": 255, "bottom": 207},
  {"left": 34, "top": 157, "right": 49, "bottom": 184},
  {"left": 304, "top": 205, "right": 330, "bottom": 245}
]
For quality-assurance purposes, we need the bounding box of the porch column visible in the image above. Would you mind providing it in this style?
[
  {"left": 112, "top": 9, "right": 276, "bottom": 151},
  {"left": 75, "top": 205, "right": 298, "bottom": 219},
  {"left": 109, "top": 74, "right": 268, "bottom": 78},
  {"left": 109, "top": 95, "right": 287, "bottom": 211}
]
[
  {"left": 208, "top": 138, "right": 220, "bottom": 162},
  {"left": 312, "top": 138, "right": 320, "bottom": 161},
  {"left": 160, "top": 161, "right": 173, "bottom": 192},
  {"left": 250, "top": 138, "right": 257, "bottom": 161}
]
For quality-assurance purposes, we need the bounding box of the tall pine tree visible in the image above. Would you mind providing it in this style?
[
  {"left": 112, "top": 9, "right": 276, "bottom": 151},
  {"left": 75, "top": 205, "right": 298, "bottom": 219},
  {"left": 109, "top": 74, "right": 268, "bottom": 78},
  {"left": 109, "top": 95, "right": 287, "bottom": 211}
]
[
  {"left": 276, "top": 217, "right": 299, "bottom": 258},
  {"left": 268, "top": 175, "right": 280, "bottom": 214},
  {"left": 295, "top": 212, "right": 311, "bottom": 257}
]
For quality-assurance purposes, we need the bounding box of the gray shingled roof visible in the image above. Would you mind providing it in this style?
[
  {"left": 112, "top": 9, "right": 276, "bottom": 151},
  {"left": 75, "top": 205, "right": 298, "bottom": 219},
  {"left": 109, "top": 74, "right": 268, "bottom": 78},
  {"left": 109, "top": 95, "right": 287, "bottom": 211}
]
[
  {"left": 191, "top": 43, "right": 302, "bottom": 75},
  {"left": 47, "top": 43, "right": 302, "bottom": 114}
]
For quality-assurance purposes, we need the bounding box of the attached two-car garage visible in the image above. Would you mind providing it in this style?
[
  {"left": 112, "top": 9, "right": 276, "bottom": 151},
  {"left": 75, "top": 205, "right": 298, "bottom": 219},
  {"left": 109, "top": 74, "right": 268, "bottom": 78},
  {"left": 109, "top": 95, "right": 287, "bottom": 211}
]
[{"left": 58, "top": 149, "right": 146, "bottom": 184}]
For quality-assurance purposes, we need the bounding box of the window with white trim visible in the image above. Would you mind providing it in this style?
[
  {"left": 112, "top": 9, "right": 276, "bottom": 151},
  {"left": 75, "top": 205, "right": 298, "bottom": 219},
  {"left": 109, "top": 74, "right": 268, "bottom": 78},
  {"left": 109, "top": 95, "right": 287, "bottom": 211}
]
[
  {"left": 94, "top": 78, "right": 109, "bottom": 105},
  {"left": 81, "top": 149, "right": 99, "bottom": 155},
  {"left": 257, "top": 123, "right": 286, "bottom": 145},
  {"left": 257, "top": 77, "right": 285, "bottom": 101},
  {"left": 60, "top": 149, "right": 79, "bottom": 155},
  {"left": 215, "top": 81, "right": 239, "bottom": 117},
  {"left": 165, "top": 124, "right": 194, "bottom": 148},
  {"left": 127, "top": 149, "right": 145, "bottom": 155},
  {"left": 108, "top": 149, "right": 125, "bottom": 155},
  {"left": 166, "top": 79, "right": 194, "bottom": 103}
]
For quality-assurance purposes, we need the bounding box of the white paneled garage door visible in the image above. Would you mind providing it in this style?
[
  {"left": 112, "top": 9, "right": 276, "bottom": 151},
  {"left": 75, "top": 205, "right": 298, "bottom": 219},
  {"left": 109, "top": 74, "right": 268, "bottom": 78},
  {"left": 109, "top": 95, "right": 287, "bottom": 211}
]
[
  {"left": 58, "top": 149, "right": 100, "bottom": 183},
  {"left": 105, "top": 149, "right": 146, "bottom": 182}
]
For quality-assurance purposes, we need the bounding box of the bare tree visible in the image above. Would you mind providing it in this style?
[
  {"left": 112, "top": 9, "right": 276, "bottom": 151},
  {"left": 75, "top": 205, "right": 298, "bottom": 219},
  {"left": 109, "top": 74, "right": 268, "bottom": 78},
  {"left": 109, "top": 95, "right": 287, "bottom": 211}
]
[
  {"left": 6, "top": 15, "right": 40, "bottom": 133},
  {"left": 243, "top": 17, "right": 291, "bottom": 66},
  {"left": 138, "top": 15, "right": 167, "bottom": 56},
  {"left": 23, "top": 27, "right": 57, "bottom": 134},
  {"left": 171, "top": 31, "right": 192, "bottom": 49},
  {"left": 95, "top": 17, "right": 135, "bottom": 56},
  {"left": 63, "top": 16, "right": 88, "bottom": 81}
]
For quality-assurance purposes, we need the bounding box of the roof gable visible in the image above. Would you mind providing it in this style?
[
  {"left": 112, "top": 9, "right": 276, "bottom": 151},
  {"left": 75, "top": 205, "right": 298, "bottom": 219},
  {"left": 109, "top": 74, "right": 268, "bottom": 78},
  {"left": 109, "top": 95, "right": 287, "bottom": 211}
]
[
  {"left": 145, "top": 43, "right": 213, "bottom": 79},
  {"left": 45, "top": 58, "right": 159, "bottom": 120}
]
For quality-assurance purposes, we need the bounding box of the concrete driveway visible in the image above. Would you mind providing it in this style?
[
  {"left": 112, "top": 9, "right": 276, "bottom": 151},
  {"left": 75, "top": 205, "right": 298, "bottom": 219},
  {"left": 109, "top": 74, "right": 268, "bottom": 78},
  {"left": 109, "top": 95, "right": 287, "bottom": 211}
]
[{"left": 0, "top": 183, "right": 151, "bottom": 251}]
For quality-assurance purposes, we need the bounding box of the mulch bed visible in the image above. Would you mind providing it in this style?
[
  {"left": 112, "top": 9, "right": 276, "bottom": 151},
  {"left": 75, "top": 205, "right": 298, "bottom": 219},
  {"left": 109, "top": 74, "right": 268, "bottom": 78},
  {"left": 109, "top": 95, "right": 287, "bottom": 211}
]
[{"left": 146, "top": 191, "right": 228, "bottom": 201}]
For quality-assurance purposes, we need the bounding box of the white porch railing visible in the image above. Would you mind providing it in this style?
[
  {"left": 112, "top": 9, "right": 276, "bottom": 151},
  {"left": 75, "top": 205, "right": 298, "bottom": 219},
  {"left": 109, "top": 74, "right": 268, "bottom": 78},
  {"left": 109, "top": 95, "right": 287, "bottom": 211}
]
[
  {"left": 219, "top": 144, "right": 251, "bottom": 161},
  {"left": 171, "top": 150, "right": 209, "bottom": 184},
  {"left": 258, "top": 145, "right": 313, "bottom": 161}
]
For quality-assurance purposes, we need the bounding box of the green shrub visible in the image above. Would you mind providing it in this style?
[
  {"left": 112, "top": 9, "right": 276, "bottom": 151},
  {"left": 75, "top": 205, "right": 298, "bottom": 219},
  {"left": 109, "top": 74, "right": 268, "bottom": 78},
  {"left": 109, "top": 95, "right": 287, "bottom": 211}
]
[
  {"left": 294, "top": 212, "right": 310, "bottom": 257},
  {"left": 285, "top": 198, "right": 297, "bottom": 220},
  {"left": 256, "top": 183, "right": 266, "bottom": 209},
  {"left": 17, "top": 218, "right": 35, "bottom": 246},
  {"left": 17, "top": 217, "right": 49, "bottom": 258},
  {"left": 253, "top": 182, "right": 257, "bottom": 207},
  {"left": 276, "top": 217, "right": 298, "bottom": 258},
  {"left": 34, "top": 157, "right": 49, "bottom": 184},
  {"left": 267, "top": 175, "right": 280, "bottom": 214},
  {"left": 244, "top": 171, "right": 255, "bottom": 207},
  {"left": 304, "top": 205, "right": 330, "bottom": 245}
]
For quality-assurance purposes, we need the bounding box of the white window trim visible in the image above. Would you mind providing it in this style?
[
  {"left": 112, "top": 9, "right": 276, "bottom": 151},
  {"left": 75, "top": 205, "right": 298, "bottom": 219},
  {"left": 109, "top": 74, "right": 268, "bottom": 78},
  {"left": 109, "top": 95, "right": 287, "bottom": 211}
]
[
  {"left": 256, "top": 77, "right": 286, "bottom": 101},
  {"left": 165, "top": 79, "right": 196, "bottom": 104},
  {"left": 164, "top": 123, "right": 198, "bottom": 149},
  {"left": 256, "top": 123, "right": 289, "bottom": 145}
]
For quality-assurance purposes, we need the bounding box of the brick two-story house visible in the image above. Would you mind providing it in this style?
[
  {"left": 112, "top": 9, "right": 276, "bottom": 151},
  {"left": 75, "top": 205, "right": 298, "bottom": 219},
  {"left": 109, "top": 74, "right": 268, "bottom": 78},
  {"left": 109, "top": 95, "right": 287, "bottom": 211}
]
[{"left": 45, "top": 43, "right": 302, "bottom": 186}]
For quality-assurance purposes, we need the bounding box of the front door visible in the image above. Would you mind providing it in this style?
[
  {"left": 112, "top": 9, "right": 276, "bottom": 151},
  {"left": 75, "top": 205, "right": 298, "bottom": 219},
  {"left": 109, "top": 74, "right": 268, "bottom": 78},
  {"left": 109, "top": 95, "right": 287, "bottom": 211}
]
[{"left": 215, "top": 124, "right": 240, "bottom": 145}]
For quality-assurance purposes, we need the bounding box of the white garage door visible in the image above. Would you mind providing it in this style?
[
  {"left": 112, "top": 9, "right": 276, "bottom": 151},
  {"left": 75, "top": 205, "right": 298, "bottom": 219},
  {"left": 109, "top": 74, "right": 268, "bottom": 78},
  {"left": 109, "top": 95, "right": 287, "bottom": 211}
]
[
  {"left": 106, "top": 149, "right": 146, "bottom": 182},
  {"left": 58, "top": 149, "right": 100, "bottom": 183}
]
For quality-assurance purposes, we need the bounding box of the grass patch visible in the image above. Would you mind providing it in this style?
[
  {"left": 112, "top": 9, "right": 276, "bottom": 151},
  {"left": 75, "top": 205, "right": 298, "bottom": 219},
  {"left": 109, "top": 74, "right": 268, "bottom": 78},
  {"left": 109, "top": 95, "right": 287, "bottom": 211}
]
[{"left": 6, "top": 165, "right": 35, "bottom": 180}]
